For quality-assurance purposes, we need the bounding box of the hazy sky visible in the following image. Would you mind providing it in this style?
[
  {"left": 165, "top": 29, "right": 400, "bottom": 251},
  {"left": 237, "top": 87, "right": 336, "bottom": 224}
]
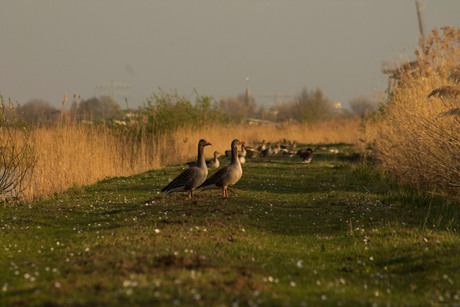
[{"left": 1, "top": 1, "right": 459, "bottom": 109}]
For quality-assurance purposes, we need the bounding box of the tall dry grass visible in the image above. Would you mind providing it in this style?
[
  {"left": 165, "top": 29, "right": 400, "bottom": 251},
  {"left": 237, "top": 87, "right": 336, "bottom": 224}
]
[
  {"left": 362, "top": 27, "right": 460, "bottom": 197},
  {"left": 22, "top": 118, "right": 359, "bottom": 201},
  {"left": 25, "top": 122, "right": 157, "bottom": 200},
  {"left": 165, "top": 119, "right": 360, "bottom": 162}
]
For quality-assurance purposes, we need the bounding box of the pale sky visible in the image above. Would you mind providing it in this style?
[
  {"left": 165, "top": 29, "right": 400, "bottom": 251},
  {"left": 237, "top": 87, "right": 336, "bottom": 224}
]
[{"left": 1, "top": 1, "right": 459, "bottom": 109}]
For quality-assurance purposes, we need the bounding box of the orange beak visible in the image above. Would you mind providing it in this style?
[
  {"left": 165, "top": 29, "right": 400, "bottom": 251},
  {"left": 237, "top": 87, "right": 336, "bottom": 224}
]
[{"left": 206, "top": 141, "right": 212, "bottom": 146}]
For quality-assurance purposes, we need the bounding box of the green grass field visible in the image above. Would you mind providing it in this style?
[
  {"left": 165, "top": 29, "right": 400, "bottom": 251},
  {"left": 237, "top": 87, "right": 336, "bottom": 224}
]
[{"left": 1, "top": 145, "right": 459, "bottom": 306}]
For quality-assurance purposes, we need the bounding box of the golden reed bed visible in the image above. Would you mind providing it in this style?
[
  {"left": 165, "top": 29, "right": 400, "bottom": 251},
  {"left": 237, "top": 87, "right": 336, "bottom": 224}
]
[
  {"left": 23, "top": 118, "right": 359, "bottom": 201},
  {"left": 361, "top": 27, "right": 460, "bottom": 197}
]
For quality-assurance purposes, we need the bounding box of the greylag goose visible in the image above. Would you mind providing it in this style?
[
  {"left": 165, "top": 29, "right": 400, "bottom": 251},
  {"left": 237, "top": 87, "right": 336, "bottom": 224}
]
[
  {"left": 185, "top": 151, "right": 220, "bottom": 168},
  {"left": 206, "top": 151, "right": 221, "bottom": 168},
  {"left": 297, "top": 148, "right": 313, "bottom": 164},
  {"left": 161, "top": 139, "right": 211, "bottom": 198},
  {"left": 257, "top": 140, "right": 266, "bottom": 152},
  {"left": 281, "top": 150, "right": 296, "bottom": 158},
  {"left": 198, "top": 139, "right": 244, "bottom": 198},
  {"left": 260, "top": 142, "right": 272, "bottom": 157},
  {"left": 225, "top": 143, "right": 246, "bottom": 160},
  {"left": 272, "top": 143, "right": 281, "bottom": 155},
  {"left": 244, "top": 146, "right": 260, "bottom": 158},
  {"left": 238, "top": 144, "right": 246, "bottom": 164},
  {"left": 281, "top": 142, "right": 296, "bottom": 157}
]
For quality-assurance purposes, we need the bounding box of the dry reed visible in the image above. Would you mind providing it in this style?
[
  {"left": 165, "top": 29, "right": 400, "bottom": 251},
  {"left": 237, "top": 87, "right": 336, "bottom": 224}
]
[
  {"left": 22, "top": 118, "right": 359, "bottom": 201},
  {"left": 362, "top": 27, "right": 460, "bottom": 197}
]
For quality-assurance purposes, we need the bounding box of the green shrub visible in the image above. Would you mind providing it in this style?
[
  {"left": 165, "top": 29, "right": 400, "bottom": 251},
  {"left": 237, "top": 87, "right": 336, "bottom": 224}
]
[{"left": 140, "top": 89, "right": 227, "bottom": 135}]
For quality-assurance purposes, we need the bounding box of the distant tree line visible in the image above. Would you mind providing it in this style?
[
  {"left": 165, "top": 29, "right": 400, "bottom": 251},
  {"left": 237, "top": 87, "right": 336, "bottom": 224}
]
[
  {"left": 221, "top": 86, "right": 376, "bottom": 123},
  {"left": 18, "top": 96, "right": 124, "bottom": 124},
  {"left": 18, "top": 87, "right": 376, "bottom": 126}
]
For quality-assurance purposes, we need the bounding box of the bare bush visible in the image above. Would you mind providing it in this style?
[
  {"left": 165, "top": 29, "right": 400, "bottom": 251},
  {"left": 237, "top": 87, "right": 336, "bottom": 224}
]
[
  {"left": 0, "top": 95, "right": 36, "bottom": 204},
  {"left": 221, "top": 93, "right": 257, "bottom": 123},
  {"left": 349, "top": 96, "right": 376, "bottom": 118}
]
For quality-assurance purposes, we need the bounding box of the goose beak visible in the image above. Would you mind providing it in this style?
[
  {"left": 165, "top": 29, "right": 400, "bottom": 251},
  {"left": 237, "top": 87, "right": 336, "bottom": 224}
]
[
  {"left": 240, "top": 140, "right": 246, "bottom": 145},
  {"left": 205, "top": 141, "right": 212, "bottom": 146}
]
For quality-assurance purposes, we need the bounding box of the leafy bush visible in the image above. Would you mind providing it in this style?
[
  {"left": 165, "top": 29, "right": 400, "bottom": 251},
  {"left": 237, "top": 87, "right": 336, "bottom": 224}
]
[{"left": 140, "top": 89, "right": 226, "bottom": 135}]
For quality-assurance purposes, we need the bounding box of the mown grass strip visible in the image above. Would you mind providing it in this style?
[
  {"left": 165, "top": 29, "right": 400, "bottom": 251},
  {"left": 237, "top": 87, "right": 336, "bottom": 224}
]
[{"left": 1, "top": 145, "right": 459, "bottom": 306}]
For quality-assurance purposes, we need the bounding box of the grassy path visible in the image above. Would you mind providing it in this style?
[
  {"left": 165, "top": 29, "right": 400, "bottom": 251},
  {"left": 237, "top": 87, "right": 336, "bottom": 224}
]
[{"left": 1, "top": 145, "right": 459, "bottom": 306}]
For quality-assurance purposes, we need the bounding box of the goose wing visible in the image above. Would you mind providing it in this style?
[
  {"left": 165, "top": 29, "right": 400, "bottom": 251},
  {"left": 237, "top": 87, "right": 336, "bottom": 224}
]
[
  {"left": 199, "top": 166, "right": 229, "bottom": 188},
  {"left": 162, "top": 167, "right": 201, "bottom": 192}
]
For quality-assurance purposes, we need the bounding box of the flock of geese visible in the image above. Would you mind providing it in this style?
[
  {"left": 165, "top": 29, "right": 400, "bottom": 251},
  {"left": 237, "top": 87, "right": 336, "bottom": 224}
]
[{"left": 161, "top": 138, "right": 316, "bottom": 199}]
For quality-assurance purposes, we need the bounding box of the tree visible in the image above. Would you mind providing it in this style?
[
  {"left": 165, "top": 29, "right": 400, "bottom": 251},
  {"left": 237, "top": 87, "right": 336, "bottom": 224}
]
[
  {"left": 20, "top": 99, "right": 60, "bottom": 124},
  {"left": 349, "top": 96, "right": 376, "bottom": 118},
  {"left": 221, "top": 93, "right": 257, "bottom": 122},
  {"left": 141, "top": 89, "right": 225, "bottom": 135},
  {"left": 294, "top": 87, "right": 333, "bottom": 123},
  {"left": 274, "top": 100, "right": 296, "bottom": 122},
  {"left": 74, "top": 96, "right": 121, "bottom": 121}
]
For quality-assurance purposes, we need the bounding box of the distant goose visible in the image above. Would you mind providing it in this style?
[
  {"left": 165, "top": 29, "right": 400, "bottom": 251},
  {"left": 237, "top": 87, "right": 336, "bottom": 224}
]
[
  {"left": 162, "top": 139, "right": 211, "bottom": 198},
  {"left": 238, "top": 144, "right": 246, "bottom": 164},
  {"left": 281, "top": 149, "right": 296, "bottom": 158},
  {"left": 260, "top": 142, "right": 272, "bottom": 157},
  {"left": 239, "top": 144, "right": 246, "bottom": 157},
  {"left": 257, "top": 140, "right": 266, "bottom": 152},
  {"left": 297, "top": 148, "right": 313, "bottom": 164},
  {"left": 206, "top": 151, "right": 221, "bottom": 168},
  {"left": 244, "top": 146, "right": 260, "bottom": 158},
  {"left": 272, "top": 143, "right": 281, "bottom": 155},
  {"left": 185, "top": 151, "right": 221, "bottom": 169},
  {"left": 225, "top": 143, "right": 246, "bottom": 162},
  {"left": 198, "top": 139, "right": 244, "bottom": 198}
]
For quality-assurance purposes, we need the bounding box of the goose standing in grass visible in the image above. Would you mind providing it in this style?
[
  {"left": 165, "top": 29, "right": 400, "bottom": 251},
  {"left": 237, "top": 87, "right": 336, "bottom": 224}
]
[
  {"left": 297, "top": 148, "right": 313, "bottom": 164},
  {"left": 225, "top": 144, "right": 246, "bottom": 163},
  {"left": 198, "top": 139, "right": 244, "bottom": 198},
  {"left": 161, "top": 139, "right": 212, "bottom": 198},
  {"left": 257, "top": 140, "right": 266, "bottom": 152},
  {"left": 272, "top": 143, "right": 281, "bottom": 155},
  {"left": 238, "top": 143, "right": 246, "bottom": 164},
  {"left": 185, "top": 151, "right": 221, "bottom": 169},
  {"left": 260, "top": 142, "right": 272, "bottom": 157},
  {"left": 244, "top": 146, "right": 260, "bottom": 158},
  {"left": 206, "top": 151, "right": 221, "bottom": 168},
  {"left": 225, "top": 143, "right": 246, "bottom": 159}
]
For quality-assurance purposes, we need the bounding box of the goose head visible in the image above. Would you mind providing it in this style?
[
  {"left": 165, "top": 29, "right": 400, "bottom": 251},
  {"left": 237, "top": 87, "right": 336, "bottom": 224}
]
[{"left": 199, "top": 139, "right": 212, "bottom": 148}]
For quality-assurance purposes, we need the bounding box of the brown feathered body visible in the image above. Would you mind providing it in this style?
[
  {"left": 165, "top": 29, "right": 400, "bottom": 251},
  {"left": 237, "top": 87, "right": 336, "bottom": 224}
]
[
  {"left": 162, "top": 139, "right": 211, "bottom": 197},
  {"left": 198, "top": 139, "right": 244, "bottom": 198}
]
